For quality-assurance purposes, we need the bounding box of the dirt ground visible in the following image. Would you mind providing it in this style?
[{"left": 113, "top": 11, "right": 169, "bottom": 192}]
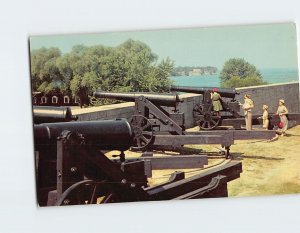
[{"left": 106, "top": 125, "right": 300, "bottom": 198}]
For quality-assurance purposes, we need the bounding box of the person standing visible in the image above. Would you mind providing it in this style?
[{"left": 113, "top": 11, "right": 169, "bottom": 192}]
[
  {"left": 276, "top": 99, "right": 289, "bottom": 136},
  {"left": 210, "top": 88, "right": 223, "bottom": 116},
  {"left": 242, "top": 94, "right": 254, "bottom": 130},
  {"left": 262, "top": 105, "right": 269, "bottom": 130}
]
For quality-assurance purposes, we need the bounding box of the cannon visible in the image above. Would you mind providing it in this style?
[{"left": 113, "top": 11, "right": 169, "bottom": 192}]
[
  {"left": 94, "top": 91, "right": 185, "bottom": 149},
  {"left": 33, "top": 106, "right": 78, "bottom": 124},
  {"left": 34, "top": 118, "right": 243, "bottom": 206},
  {"left": 35, "top": 119, "right": 141, "bottom": 205},
  {"left": 170, "top": 86, "right": 242, "bottom": 130}
]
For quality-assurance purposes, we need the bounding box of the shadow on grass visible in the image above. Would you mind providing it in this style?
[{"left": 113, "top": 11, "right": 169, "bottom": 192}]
[
  {"left": 153, "top": 147, "right": 205, "bottom": 155},
  {"left": 150, "top": 146, "right": 227, "bottom": 156},
  {"left": 283, "top": 133, "right": 300, "bottom": 137},
  {"left": 229, "top": 152, "right": 244, "bottom": 161},
  {"left": 235, "top": 154, "right": 285, "bottom": 161}
]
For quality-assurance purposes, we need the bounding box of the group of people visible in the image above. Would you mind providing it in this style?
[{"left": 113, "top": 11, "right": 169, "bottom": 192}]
[
  {"left": 242, "top": 95, "right": 289, "bottom": 135},
  {"left": 210, "top": 88, "right": 289, "bottom": 135}
]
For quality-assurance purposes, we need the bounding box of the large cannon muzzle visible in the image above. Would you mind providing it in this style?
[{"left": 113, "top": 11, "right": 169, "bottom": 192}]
[
  {"left": 34, "top": 119, "right": 133, "bottom": 151},
  {"left": 33, "top": 106, "right": 78, "bottom": 124},
  {"left": 93, "top": 91, "right": 182, "bottom": 107},
  {"left": 170, "top": 86, "right": 238, "bottom": 99}
]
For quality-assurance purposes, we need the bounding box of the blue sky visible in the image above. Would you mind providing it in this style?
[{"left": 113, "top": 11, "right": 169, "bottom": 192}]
[{"left": 30, "top": 23, "right": 298, "bottom": 70}]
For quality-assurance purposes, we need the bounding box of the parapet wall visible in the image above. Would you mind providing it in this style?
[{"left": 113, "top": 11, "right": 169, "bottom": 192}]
[
  {"left": 235, "top": 81, "right": 300, "bottom": 115},
  {"left": 72, "top": 102, "right": 135, "bottom": 121},
  {"left": 73, "top": 81, "right": 299, "bottom": 128}
]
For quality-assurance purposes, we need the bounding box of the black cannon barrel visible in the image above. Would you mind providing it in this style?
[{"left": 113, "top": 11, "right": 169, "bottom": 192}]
[
  {"left": 33, "top": 106, "right": 78, "bottom": 124},
  {"left": 34, "top": 119, "right": 133, "bottom": 151},
  {"left": 170, "top": 86, "right": 238, "bottom": 98},
  {"left": 93, "top": 91, "right": 182, "bottom": 107}
]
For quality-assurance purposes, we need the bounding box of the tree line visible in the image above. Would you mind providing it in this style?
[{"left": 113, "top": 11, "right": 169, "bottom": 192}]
[{"left": 30, "top": 39, "right": 174, "bottom": 107}]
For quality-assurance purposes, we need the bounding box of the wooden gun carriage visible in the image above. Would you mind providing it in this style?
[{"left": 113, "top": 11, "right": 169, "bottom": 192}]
[{"left": 34, "top": 119, "right": 243, "bottom": 206}]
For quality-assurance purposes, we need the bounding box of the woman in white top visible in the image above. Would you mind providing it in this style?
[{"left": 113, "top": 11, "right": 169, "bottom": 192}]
[
  {"left": 242, "top": 94, "right": 254, "bottom": 130},
  {"left": 276, "top": 99, "right": 289, "bottom": 136}
]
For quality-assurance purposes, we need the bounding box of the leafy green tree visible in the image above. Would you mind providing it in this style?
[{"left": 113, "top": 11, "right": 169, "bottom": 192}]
[
  {"left": 56, "top": 54, "right": 73, "bottom": 91},
  {"left": 116, "top": 39, "right": 158, "bottom": 91},
  {"left": 145, "top": 57, "right": 174, "bottom": 92},
  {"left": 30, "top": 47, "right": 63, "bottom": 92},
  {"left": 220, "top": 58, "right": 266, "bottom": 88}
]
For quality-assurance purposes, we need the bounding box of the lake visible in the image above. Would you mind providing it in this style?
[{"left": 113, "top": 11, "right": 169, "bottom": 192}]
[{"left": 170, "top": 68, "right": 299, "bottom": 87}]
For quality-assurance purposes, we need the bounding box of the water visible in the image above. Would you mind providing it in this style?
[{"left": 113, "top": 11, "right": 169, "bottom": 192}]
[{"left": 170, "top": 68, "right": 299, "bottom": 87}]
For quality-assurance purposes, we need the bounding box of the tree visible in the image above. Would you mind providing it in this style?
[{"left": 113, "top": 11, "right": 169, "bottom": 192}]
[
  {"left": 116, "top": 39, "right": 158, "bottom": 92},
  {"left": 65, "top": 44, "right": 111, "bottom": 106},
  {"left": 144, "top": 57, "right": 174, "bottom": 92},
  {"left": 30, "top": 47, "right": 63, "bottom": 92},
  {"left": 219, "top": 58, "right": 266, "bottom": 88}
]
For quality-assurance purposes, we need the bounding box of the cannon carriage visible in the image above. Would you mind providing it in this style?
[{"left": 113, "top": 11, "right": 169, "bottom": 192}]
[{"left": 34, "top": 118, "right": 243, "bottom": 206}]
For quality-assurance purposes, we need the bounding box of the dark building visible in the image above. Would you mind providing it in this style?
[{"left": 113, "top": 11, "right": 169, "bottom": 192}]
[{"left": 32, "top": 91, "right": 79, "bottom": 106}]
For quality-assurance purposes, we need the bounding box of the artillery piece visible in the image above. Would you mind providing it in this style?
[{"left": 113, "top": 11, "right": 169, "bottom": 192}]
[
  {"left": 170, "top": 86, "right": 242, "bottom": 130},
  {"left": 34, "top": 118, "right": 243, "bottom": 206},
  {"left": 94, "top": 92, "right": 184, "bottom": 148},
  {"left": 35, "top": 119, "right": 135, "bottom": 205},
  {"left": 33, "top": 106, "right": 78, "bottom": 124},
  {"left": 170, "top": 85, "right": 290, "bottom": 130}
]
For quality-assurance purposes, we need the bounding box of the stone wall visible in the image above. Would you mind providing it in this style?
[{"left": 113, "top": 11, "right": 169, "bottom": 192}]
[
  {"left": 72, "top": 102, "right": 135, "bottom": 121},
  {"left": 73, "top": 81, "right": 299, "bottom": 128},
  {"left": 235, "top": 81, "right": 300, "bottom": 115}
]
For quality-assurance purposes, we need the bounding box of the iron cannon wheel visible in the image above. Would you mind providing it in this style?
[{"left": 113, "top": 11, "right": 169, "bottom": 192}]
[
  {"left": 130, "top": 115, "right": 154, "bottom": 150},
  {"left": 56, "top": 180, "right": 119, "bottom": 205},
  {"left": 193, "top": 104, "right": 221, "bottom": 130}
]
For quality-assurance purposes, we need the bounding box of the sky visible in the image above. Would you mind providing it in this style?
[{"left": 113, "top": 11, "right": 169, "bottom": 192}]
[{"left": 30, "top": 23, "right": 299, "bottom": 70}]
